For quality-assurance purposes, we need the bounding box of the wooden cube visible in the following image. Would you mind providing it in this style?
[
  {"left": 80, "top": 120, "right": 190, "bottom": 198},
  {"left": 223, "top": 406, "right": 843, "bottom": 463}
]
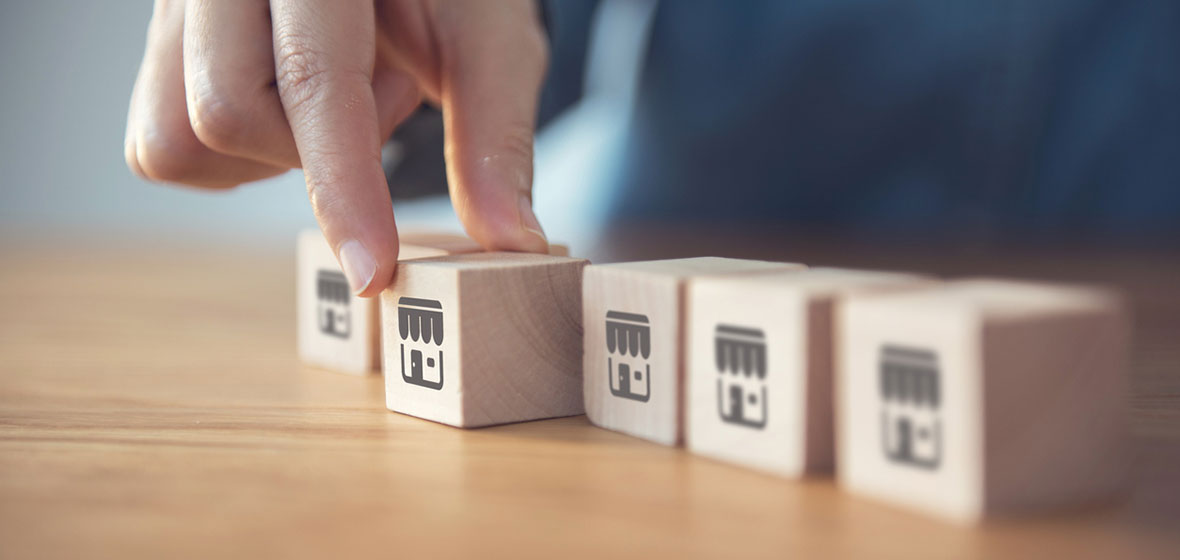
[
  {"left": 381, "top": 252, "right": 588, "bottom": 428},
  {"left": 582, "top": 257, "right": 803, "bottom": 445},
  {"left": 397, "top": 231, "right": 483, "bottom": 260},
  {"left": 837, "top": 279, "right": 1129, "bottom": 522},
  {"left": 296, "top": 229, "right": 480, "bottom": 374},
  {"left": 686, "top": 268, "right": 932, "bottom": 477}
]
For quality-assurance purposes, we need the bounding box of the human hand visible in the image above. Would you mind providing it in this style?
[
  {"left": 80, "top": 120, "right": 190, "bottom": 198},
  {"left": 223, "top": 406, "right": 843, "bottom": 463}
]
[{"left": 125, "top": 0, "right": 550, "bottom": 296}]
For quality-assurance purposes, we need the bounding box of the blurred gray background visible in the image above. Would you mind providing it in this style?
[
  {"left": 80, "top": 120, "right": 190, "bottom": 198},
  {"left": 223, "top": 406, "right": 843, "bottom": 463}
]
[{"left": 1, "top": 2, "right": 317, "bottom": 247}]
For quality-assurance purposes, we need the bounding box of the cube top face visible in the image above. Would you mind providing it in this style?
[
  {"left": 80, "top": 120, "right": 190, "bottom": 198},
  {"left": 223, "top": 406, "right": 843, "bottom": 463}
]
[
  {"left": 297, "top": 230, "right": 377, "bottom": 374},
  {"left": 587, "top": 257, "right": 801, "bottom": 279},
  {"left": 839, "top": 295, "right": 985, "bottom": 522},
  {"left": 955, "top": 279, "right": 1121, "bottom": 320},
  {"left": 399, "top": 231, "right": 482, "bottom": 254},
  {"left": 686, "top": 268, "right": 930, "bottom": 477},
  {"left": 722, "top": 267, "right": 932, "bottom": 298},
  {"left": 395, "top": 232, "right": 568, "bottom": 261},
  {"left": 383, "top": 253, "right": 588, "bottom": 428},
  {"left": 852, "top": 279, "right": 1120, "bottom": 323},
  {"left": 582, "top": 258, "right": 801, "bottom": 446},
  {"left": 547, "top": 243, "right": 571, "bottom": 257},
  {"left": 402, "top": 251, "right": 584, "bottom": 271}
]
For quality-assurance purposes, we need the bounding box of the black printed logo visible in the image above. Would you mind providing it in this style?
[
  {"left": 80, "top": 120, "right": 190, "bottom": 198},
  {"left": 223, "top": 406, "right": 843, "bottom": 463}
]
[
  {"left": 316, "top": 270, "right": 351, "bottom": 339},
  {"left": 605, "top": 311, "right": 651, "bottom": 402},
  {"left": 880, "top": 345, "right": 941, "bottom": 469},
  {"left": 398, "top": 297, "right": 445, "bottom": 390},
  {"left": 715, "top": 324, "right": 767, "bottom": 429}
]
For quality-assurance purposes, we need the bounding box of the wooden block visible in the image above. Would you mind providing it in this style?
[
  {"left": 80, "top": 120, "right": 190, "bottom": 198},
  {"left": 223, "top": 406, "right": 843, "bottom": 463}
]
[
  {"left": 296, "top": 229, "right": 480, "bottom": 375},
  {"left": 398, "top": 231, "right": 482, "bottom": 260},
  {"left": 686, "top": 268, "right": 933, "bottom": 477},
  {"left": 381, "top": 252, "right": 588, "bottom": 427},
  {"left": 397, "top": 231, "right": 568, "bottom": 258},
  {"left": 582, "top": 257, "right": 804, "bottom": 446},
  {"left": 548, "top": 244, "right": 571, "bottom": 257},
  {"left": 837, "top": 279, "right": 1129, "bottom": 522}
]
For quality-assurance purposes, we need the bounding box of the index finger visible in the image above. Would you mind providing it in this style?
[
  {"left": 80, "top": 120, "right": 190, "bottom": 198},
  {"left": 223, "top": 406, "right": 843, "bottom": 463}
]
[{"left": 270, "top": 0, "right": 398, "bottom": 297}]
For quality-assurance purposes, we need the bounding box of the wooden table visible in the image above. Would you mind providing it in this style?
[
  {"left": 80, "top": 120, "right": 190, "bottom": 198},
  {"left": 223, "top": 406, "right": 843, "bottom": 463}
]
[{"left": 1, "top": 234, "right": 1177, "bottom": 559}]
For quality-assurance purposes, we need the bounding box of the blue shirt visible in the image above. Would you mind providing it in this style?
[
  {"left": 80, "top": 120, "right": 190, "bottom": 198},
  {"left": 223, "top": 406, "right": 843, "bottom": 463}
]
[{"left": 543, "top": 0, "right": 1180, "bottom": 244}]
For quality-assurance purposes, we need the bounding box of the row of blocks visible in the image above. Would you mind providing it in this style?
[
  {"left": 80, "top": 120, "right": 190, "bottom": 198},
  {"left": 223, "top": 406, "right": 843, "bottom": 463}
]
[{"left": 297, "top": 230, "right": 1127, "bottom": 523}]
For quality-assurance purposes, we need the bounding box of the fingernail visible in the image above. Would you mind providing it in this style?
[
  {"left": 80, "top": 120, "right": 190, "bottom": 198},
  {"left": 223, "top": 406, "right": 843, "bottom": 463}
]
[
  {"left": 338, "top": 239, "right": 377, "bottom": 295},
  {"left": 518, "top": 194, "right": 549, "bottom": 247}
]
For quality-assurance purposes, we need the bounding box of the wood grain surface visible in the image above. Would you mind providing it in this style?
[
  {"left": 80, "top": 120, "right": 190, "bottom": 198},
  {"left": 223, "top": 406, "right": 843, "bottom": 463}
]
[
  {"left": 1, "top": 235, "right": 1177, "bottom": 559},
  {"left": 382, "top": 252, "right": 587, "bottom": 427}
]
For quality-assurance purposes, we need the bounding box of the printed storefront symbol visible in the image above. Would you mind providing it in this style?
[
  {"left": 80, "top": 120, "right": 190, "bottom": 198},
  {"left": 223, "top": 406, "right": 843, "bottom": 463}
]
[
  {"left": 606, "top": 311, "right": 651, "bottom": 402},
  {"left": 399, "top": 297, "right": 445, "bottom": 390},
  {"left": 715, "top": 324, "right": 767, "bottom": 429},
  {"left": 316, "top": 270, "right": 351, "bottom": 339},
  {"left": 880, "top": 345, "right": 942, "bottom": 469}
]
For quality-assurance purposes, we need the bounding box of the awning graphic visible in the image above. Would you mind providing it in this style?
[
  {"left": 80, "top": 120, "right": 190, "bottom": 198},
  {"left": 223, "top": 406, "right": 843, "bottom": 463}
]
[
  {"left": 605, "top": 311, "right": 651, "bottom": 358},
  {"left": 879, "top": 345, "right": 940, "bottom": 407},
  {"left": 316, "top": 270, "right": 350, "bottom": 304},
  {"left": 714, "top": 324, "right": 766, "bottom": 378},
  {"left": 398, "top": 297, "right": 444, "bottom": 345}
]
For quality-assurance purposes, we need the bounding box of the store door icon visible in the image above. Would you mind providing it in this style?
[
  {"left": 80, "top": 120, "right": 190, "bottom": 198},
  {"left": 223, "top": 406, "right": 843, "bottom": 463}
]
[
  {"left": 880, "top": 345, "right": 942, "bottom": 469},
  {"left": 605, "top": 311, "right": 651, "bottom": 402},
  {"left": 316, "top": 270, "right": 351, "bottom": 339},
  {"left": 398, "top": 297, "right": 445, "bottom": 390},
  {"left": 715, "top": 324, "right": 767, "bottom": 429}
]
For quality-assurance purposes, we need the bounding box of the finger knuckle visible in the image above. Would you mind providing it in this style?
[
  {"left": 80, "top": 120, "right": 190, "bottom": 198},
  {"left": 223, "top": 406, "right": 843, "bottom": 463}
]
[
  {"left": 188, "top": 88, "right": 251, "bottom": 154},
  {"left": 134, "top": 123, "right": 210, "bottom": 184},
  {"left": 275, "top": 49, "right": 329, "bottom": 108},
  {"left": 272, "top": 30, "right": 362, "bottom": 115}
]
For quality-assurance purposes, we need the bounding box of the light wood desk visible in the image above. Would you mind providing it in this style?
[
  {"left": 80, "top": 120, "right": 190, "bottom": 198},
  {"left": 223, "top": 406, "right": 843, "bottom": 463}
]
[{"left": 1, "top": 235, "right": 1177, "bottom": 559}]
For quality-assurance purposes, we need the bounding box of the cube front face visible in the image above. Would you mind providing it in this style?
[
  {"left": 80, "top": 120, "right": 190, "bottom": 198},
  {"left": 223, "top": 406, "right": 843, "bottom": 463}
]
[
  {"left": 384, "top": 254, "right": 588, "bottom": 428},
  {"left": 382, "top": 267, "right": 463, "bottom": 426},
  {"left": 839, "top": 302, "right": 983, "bottom": 522},
  {"left": 455, "top": 257, "right": 587, "bottom": 427},
  {"left": 297, "top": 231, "right": 378, "bottom": 374},
  {"left": 583, "top": 269, "right": 683, "bottom": 445},
  {"left": 686, "top": 281, "right": 808, "bottom": 476}
]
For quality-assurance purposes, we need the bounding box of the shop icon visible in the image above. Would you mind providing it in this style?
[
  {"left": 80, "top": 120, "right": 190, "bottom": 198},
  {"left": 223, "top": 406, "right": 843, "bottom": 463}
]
[
  {"left": 398, "top": 297, "right": 445, "bottom": 390},
  {"left": 715, "top": 324, "right": 767, "bottom": 429},
  {"left": 880, "top": 345, "right": 942, "bottom": 469},
  {"left": 605, "top": 311, "right": 651, "bottom": 402},
  {"left": 316, "top": 270, "right": 351, "bottom": 339}
]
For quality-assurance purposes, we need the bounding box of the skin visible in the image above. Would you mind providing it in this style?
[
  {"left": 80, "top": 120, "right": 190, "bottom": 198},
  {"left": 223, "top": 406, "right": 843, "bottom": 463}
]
[{"left": 125, "top": 0, "right": 551, "bottom": 297}]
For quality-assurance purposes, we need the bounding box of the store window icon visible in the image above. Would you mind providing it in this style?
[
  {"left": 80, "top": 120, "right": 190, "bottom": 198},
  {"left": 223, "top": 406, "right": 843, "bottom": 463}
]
[
  {"left": 316, "top": 270, "right": 351, "bottom": 339},
  {"left": 880, "top": 345, "right": 942, "bottom": 469},
  {"left": 715, "top": 324, "right": 767, "bottom": 429},
  {"left": 605, "top": 311, "right": 651, "bottom": 402},
  {"left": 398, "top": 297, "right": 445, "bottom": 390}
]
